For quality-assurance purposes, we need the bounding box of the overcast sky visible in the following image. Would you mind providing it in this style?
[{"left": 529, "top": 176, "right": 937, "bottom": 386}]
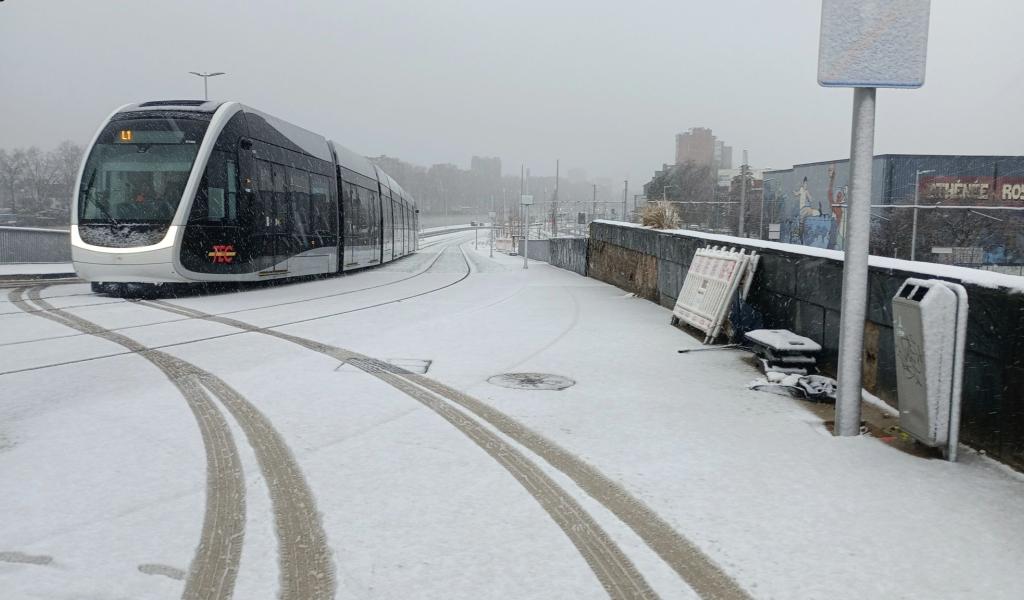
[{"left": 1, "top": 0, "right": 1021, "bottom": 183}]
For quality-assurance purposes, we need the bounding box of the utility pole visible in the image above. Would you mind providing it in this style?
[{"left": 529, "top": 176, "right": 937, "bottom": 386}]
[
  {"left": 519, "top": 165, "right": 524, "bottom": 239},
  {"left": 623, "top": 179, "right": 628, "bottom": 222},
  {"left": 552, "top": 159, "right": 559, "bottom": 237},
  {"left": 738, "top": 149, "right": 748, "bottom": 237},
  {"left": 911, "top": 168, "right": 935, "bottom": 261},
  {"left": 760, "top": 178, "right": 774, "bottom": 239},
  {"left": 188, "top": 71, "right": 225, "bottom": 101},
  {"left": 591, "top": 183, "right": 597, "bottom": 222}
]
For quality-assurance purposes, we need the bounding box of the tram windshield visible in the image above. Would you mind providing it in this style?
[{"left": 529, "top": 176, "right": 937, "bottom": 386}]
[{"left": 78, "top": 117, "right": 209, "bottom": 224}]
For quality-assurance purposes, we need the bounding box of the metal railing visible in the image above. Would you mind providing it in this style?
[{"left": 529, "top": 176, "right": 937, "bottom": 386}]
[{"left": 0, "top": 226, "right": 71, "bottom": 263}]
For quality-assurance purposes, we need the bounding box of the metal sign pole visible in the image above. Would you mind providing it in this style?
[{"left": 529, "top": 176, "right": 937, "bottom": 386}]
[
  {"left": 818, "top": 0, "right": 930, "bottom": 438},
  {"left": 523, "top": 204, "right": 529, "bottom": 270},
  {"left": 834, "top": 87, "right": 876, "bottom": 436},
  {"left": 488, "top": 209, "right": 495, "bottom": 257}
]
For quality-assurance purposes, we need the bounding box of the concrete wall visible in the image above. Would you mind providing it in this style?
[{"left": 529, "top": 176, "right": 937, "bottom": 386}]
[
  {"left": 586, "top": 221, "right": 1024, "bottom": 470},
  {"left": 517, "top": 237, "right": 589, "bottom": 276},
  {"left": 549, "top": 238, "right": 588, "bottom": 276},
  {"left": 518, "top": 238, "right": 551, "bottom": 263},
  {"left": 0, "top": 226, "right": 71, "bottom": 263}
]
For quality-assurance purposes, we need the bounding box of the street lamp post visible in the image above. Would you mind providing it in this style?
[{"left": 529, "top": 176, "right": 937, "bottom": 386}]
[
  {"left": 188, "top": 71, "right": 226, "bottom": 101},
  {"left": 910, "top": 169, "right": 935, "bottom": 261}
]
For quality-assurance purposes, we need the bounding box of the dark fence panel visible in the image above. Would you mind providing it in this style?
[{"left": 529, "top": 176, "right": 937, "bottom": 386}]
[{"left": 0, "top": 227, "right": 71, "bottom": 263}]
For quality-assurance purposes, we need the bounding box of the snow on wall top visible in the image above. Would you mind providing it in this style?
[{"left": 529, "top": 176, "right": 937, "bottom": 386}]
[{"left": 593, "top": 220, "right": 1024, "bottom": 293}]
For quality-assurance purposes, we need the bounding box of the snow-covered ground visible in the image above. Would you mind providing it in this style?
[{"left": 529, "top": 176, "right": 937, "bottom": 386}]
[{"left": 2, "top": 230, "right": 1023, "bottom": 599}]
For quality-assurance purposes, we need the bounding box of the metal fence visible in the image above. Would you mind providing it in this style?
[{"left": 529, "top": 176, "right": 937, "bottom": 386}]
[{"left": 0, "top": 226, "right": 71, "bottom": 263}]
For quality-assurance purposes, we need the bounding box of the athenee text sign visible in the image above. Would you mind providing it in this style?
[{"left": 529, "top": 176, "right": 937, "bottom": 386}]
[{"left": 818, "top": 0, "right": 931, "bottom": 88}]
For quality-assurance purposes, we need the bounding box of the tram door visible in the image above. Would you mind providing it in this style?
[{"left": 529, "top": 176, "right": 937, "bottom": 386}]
[
  {"left": 254, "top": 160, "right": 288, "bottom": 272},
  {"left": 342, "top": 182, "right": 354, "bottom": 268},
  {"left": 382, "top": 196, "right": 393, "bottom": 262}
]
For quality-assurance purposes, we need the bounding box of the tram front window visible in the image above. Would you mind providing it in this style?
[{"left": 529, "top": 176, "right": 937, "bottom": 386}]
[{"left": 79, "top": 117, "right": 209, "bottom": 225}]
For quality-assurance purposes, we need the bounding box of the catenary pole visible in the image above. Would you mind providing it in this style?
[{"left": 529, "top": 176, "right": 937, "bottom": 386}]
[
  {"left": 552, "top": 159, "right": 559, "bottom": 236},
  {"left": 834, "top": 87, "right": 877, "bottom": 437},
  {"left": 623, "top": 179, "right": 628, "bottom": 222}
]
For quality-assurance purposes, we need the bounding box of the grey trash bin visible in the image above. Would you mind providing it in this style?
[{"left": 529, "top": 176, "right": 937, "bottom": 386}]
[{"left": 892, "top": 278, "right": 968, "bottom": 461}]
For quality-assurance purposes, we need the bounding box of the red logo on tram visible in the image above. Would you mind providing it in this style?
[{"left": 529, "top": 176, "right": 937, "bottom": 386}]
[{"left": 208, "top": 245, "right": 236, "bottom": 264}]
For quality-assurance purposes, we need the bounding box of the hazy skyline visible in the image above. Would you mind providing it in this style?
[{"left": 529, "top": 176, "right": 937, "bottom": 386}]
[{"left": 1, "top": 0, "right": 1021, "bottom": 184}]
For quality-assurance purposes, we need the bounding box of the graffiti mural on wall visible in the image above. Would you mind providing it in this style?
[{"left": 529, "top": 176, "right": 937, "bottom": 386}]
[
  {"left": 766, "top": 155, "right": 1024, "bottom": 261},
  {"left": 774, "top": 162, "right": 850, "bottom": 250}
]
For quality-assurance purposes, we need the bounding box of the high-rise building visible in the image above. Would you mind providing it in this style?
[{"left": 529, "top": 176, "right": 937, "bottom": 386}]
[
  {"left": 675, "top": 127, "right": 716, "bottom": 166},
  {"left": 715, "top": 141, "right": 733, "bottom": 170}
]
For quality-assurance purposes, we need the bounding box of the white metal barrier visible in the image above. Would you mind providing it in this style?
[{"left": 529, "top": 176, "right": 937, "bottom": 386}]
[{"left": 672, "top": 246, "right": 759, "bottom": 343}]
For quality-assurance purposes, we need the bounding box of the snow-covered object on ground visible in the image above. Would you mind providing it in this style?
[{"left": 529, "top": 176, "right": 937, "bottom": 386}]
[
  {"left": 672, "top": 246, "right": 759, "bottom": 343},
  {"left": 744, "top": 329, "right": 822, "bottom": 377},
  {"left": 892, "top": 278, "right": 969, "bottom": 461},
  {"left": 744, "top": 329, "right": 821, "bottom": 353}
]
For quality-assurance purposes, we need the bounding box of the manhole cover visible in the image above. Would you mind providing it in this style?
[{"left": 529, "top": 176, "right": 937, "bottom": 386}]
[{"left": 487, "top": 373, "right": 575, "bottom": 391}]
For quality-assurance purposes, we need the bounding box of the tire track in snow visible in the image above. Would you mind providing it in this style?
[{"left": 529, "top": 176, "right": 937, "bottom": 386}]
[
  {"left": 138, "top": 300, "right": 662, "bottom": 599},
  {"left": 404, "top": 375, "right": 752, "bottom": 600},
  {"left": 138, "top": 252, "right": 753, "bottom": 599},
  {"left": 8, "top": 287, "right": 246, "bottom": 600},
  {"left": 15, "top": 286, "right": 337, "bottom": 600}
]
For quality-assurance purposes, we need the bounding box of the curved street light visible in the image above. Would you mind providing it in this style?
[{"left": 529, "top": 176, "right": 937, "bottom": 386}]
[{"left": 189, "top": 71, "right": 226, "bottom": 101}]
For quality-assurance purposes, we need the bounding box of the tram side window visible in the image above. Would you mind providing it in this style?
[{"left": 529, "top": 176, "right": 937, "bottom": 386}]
[
  {"left": 287, "top": 167, "right": 311, "bottom": 241},
  {"left": 190, "top": 150, "right": 239, "bottom": 223},
  {"left": 342, "top": 180, "right": 360, "bottom": 240},
  {"left": 225, "top": 160, "right": 237, "bottom": 221},
  {"left": 369, "top": 190, "right": 380, "bottom": 246},
  {"left": 310, "top": 174, "right": 334, "bottom": 237},
  {"left": 256, "top": 160, "right": 274, "bottom": 227},
  {"left": 393, "top": 200, "right": 402, "bottom": 243},
  {"left": 271, "top": 163, "right": 289, "bottom": 231},
  {"left": 356, "top": 186, "right": 374, "bottom": 241}
]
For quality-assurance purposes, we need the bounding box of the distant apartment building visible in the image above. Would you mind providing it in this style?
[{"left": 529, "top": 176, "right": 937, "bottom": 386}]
[
  {"left": 675, "top": 127, "right": 715, "bottom": 167},
  {"left": 715, "top": 140, "right": 733, "bottom": 170},
  {"left": 675, "top": 127, "right": 733, "bottom": 171}
]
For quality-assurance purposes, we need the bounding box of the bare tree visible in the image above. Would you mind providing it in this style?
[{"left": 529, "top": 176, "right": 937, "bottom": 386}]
[
  {"left": 52, "top": 141, "right": 84, "bottom": 195},
  {"left": 20, "top": 147, "right": 56, "bottom": 212},
  {"left": 644, "top": 162, "right": 715, "bottom": 228},
  {"left": 0, "top": 148, "right": 27, "bottom": 214}
]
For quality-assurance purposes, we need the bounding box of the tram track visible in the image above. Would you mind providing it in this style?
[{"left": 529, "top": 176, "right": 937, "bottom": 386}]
[
  {"left": 8, "top": 287, "right": 336, "bottom": 600},
  {"left": 0, "top": 235, "right": 472, "bottom": 346},
  {"left": 0, "top": 228, "right": 460, "bottom": 308},
  {"left": 0, "top": 242, "right": 478, "bottom": 378}
]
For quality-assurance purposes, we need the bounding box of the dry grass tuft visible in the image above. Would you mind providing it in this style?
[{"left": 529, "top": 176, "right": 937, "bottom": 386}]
[{"left": 640, "top": 201, "right": 680, "bottom": 229}]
